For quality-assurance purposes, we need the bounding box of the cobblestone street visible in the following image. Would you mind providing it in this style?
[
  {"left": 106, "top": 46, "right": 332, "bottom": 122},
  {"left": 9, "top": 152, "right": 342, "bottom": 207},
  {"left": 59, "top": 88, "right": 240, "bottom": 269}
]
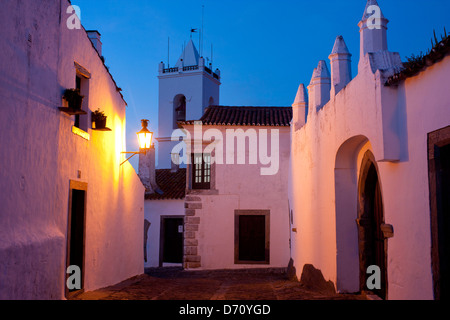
[{"left": 73, "top": 268, "right": 367, "bottom": 300}]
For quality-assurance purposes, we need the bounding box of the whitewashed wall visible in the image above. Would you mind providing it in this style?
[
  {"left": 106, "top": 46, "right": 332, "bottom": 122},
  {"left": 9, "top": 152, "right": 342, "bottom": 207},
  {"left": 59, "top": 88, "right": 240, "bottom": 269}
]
[
  {"left": 289, "top": 50, "right": 450, "bottom": 299},
  {"left": 183, "top": 125, "right": 291, "bottom": 270},
  {"left": 0, "top": 0, "right": 144, "bottom": 299},
  {"left": 144, "top": 199, "right": 185, "bottom": 268}
]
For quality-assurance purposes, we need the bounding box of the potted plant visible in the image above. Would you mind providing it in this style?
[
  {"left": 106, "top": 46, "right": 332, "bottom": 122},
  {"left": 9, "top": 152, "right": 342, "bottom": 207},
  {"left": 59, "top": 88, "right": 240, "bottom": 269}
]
[
  {"left": 92, "top": 108, "right": 107, "bottom": 129},
  {"left": 63, "top": 88, "right": 84, "bottom": 110}
]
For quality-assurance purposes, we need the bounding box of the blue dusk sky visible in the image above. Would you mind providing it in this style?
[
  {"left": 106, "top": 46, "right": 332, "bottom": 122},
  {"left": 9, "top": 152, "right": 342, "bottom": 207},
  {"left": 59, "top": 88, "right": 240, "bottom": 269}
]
[{"left": 72, "top": 0, "right": 449, "bottom": 169}]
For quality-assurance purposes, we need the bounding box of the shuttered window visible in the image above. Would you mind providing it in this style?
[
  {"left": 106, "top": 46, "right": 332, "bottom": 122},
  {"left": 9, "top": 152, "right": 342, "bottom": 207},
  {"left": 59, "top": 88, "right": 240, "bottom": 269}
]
[{"left": 192, "top": 153, "right": 211, "bottom": 190}]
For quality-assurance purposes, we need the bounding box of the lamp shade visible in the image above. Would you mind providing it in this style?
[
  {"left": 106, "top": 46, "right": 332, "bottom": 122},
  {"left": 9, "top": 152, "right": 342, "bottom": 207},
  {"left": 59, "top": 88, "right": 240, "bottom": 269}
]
[{"left": 137, "top": 119, "right": 153, "bottom": 150}]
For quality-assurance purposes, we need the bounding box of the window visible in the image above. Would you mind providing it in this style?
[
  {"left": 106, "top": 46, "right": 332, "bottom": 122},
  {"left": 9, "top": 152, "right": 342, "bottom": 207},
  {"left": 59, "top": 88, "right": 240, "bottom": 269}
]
[
  {"left": 191, "top": 153, "right": 211, "bottom": 190},
  {"left": 74, "top": 76, "right": 82, "bottom": 128},
  {"left": 73, "top": 62, "right": 91, "bottom": 132}
]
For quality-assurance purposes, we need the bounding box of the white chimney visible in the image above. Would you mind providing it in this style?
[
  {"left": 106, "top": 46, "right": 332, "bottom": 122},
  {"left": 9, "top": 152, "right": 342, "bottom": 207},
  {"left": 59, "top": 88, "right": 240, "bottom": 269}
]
[
  {"left": 292, "top": 83, "right": 308, "bottom": 129},
  {"left": 329, "top": 36, "right": 352, "bottom": 97},
  {"left": 307, "top": 60, "right": 331, "bottom": 114},
  {"left": 138, "top": 145, "right": 158, "bottom": 194},
  {"left": 171, "top": 153, "right": 180, "bottom": 173},
  {"left": 87, "top": 30, "right": 102, "bottom": 56},
  {"left": 358, "top": 0, "right": 389, "bottom": 71}
]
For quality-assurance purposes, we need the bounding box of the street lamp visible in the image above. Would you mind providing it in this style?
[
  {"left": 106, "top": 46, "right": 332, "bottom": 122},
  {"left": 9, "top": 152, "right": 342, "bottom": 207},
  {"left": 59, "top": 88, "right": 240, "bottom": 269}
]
[
  {"left": 120, "top": 119, "right": 153, "bottom": 166},
  {"left": 137, "top": 119, "right": 153, "bottom": 150}
]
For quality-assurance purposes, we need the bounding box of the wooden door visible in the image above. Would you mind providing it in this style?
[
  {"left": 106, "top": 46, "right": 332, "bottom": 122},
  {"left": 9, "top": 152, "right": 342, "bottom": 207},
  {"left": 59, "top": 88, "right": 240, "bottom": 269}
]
[
  {"left": 428, "top": 127, "right": 450, "bottom": 300},
  {"left": 66, "top": 188, "right": 86, "bottom": 297},
  {"left": 435, "top": 144, "right": 450, "bottom": 299},
  {"left": 358, "top": 162, "right": 387, "bottom": 299},
  {"left": 161, "top": 217, "right": 184, "bottom": 264},
  {"left": 238, "top": 215, "right": 266, "bottom": 262}
]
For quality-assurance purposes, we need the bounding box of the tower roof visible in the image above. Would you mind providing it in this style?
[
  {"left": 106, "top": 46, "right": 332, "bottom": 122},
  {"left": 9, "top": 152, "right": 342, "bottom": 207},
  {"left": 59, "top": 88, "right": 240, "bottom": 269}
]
[
  {"left": 361, "top": 0, "right": 386, "bottom": 21},
  {"left": 331, "top": 36, "right": 351, "bottom": 55},
  {"left": 175, "top": 39, "right": 200, "bottom": 68}
]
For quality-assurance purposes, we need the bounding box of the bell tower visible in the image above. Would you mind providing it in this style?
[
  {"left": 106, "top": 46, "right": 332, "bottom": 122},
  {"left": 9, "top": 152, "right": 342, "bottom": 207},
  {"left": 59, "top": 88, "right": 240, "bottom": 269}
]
[{"left": 156, "top": 39, "right": 221, "bottom": 169}]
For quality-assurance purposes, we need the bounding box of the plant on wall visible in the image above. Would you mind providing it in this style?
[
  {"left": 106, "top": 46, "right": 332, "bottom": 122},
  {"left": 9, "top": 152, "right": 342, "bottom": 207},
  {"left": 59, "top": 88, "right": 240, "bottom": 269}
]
[
  {"left": 92, "top": 108, "right": 107, "bottom": 129},
  {"left": 63, "top": 88, "right": 84, "bottom": 110}
]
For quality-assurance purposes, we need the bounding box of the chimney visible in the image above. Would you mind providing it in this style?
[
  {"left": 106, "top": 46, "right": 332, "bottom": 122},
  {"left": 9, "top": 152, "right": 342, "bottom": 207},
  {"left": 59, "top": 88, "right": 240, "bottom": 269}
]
[
  {"left": 138, "top": 145, "right": 158, "bottom": 194},
  {"left": 307, "top": 60, "right": 331, "bottom": 115},
  {"left": 329, "top": 36, "right": 352, "bottom": 96},
  {"left": 171, "top": 152, "right": 180, "bottom": 173},
  {"left": 159, "top": 61, "right": 165, "bottom": 74},
  {"left": 292, "top": 83, "right": 308, "bottom": 129},
  {"left": 87, "top": 30, "right": 102, "bottom": 56},
  {"left": 358, "top": 0, "right": 389, "bottom": 71}
]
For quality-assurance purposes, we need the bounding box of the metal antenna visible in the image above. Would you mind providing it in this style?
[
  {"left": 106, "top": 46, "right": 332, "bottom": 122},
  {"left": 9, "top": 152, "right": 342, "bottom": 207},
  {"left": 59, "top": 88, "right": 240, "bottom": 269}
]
[
  {"left": 168, "top": 37, "right": 170, "bottom": 68},
  {"left": 201, "top": 4, "right": 205, "bottom": 57}
]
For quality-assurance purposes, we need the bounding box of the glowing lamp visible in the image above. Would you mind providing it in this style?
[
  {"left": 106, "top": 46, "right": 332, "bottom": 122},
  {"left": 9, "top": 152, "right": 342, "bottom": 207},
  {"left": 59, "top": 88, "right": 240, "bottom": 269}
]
[
  {"left": 120, "top": 119, "right": 153, "bottom": 166},
  {"left": 137, "top": 119, "right": 153, "bottom": 150}
]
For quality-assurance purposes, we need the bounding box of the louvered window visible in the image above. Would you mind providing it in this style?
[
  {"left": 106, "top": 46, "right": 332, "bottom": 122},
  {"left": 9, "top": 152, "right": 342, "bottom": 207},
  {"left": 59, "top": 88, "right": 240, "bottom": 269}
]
[{"left": 192, "top": 153, "right": 211, "bottom": 190}]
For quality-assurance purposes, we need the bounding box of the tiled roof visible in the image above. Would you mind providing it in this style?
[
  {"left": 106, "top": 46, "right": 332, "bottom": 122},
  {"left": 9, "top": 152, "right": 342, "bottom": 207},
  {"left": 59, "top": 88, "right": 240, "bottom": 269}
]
[
  {"left": 180, "top": 106, "right": 292, "bottom": 127},
  {"left": 386, "top": 35, "right": 450, "bottom": 86},
  {"left": 145, "top": 169, "right": 186, "bottom": 200}
]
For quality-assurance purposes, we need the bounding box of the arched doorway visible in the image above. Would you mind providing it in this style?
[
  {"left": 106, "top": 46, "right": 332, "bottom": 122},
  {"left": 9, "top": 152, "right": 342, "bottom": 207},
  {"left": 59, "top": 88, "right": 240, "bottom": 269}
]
[
  {"left": 357, "top": 151, "right": 387, "bottom": 299},
  {"left": 334, "top": 135, "right": 368, "bottom": 293}
]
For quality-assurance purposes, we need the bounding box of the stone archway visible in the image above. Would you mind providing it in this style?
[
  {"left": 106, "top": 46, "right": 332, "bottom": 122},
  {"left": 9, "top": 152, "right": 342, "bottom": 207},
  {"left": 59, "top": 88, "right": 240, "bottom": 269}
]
[{"left": 357, "top": 151, "right": 387, "bottom": 299}]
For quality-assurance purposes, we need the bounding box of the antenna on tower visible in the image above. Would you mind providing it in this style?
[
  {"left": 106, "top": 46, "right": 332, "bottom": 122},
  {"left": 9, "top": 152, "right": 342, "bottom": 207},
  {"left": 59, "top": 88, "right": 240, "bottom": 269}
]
[
  {"left": 168, "top": 37, "right": 170, "bottom": 68},
  {"left": 201, "top": 4, "right": 205, "bottom": 57}
]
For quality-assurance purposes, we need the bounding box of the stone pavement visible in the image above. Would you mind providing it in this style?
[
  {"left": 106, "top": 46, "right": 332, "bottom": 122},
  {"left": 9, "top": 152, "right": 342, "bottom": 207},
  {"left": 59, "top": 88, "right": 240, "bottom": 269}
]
[{"left": 73, "top": 268, "right": 367, "bottom": 300}]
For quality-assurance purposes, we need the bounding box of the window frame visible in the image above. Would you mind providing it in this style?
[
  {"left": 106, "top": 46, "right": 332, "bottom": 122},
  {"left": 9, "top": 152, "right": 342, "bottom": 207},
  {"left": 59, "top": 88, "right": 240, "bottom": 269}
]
[
  {"left": 73, "top": 62, "right": 91, "bottom": 133},
  {"left": 191, "top": 153, "right": 211, "bottom": 190}
]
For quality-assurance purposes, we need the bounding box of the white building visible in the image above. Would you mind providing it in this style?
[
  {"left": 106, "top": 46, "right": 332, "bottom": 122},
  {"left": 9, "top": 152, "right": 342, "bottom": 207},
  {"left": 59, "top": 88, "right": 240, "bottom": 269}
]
[
  {"left": 141, "top": 40, "right": 221, "bottom": 268},
  {"left": 0, "top": 0, "right": 144, "bottom": 299},
  {"left": 179, "top": 106, "right": 292, "bottom": 270},
  {"left": 141, "top": 40, "right": 292, "bottom": 270},
  {"left": 289, "top": 0, "right": 450, "bottom": 300}
]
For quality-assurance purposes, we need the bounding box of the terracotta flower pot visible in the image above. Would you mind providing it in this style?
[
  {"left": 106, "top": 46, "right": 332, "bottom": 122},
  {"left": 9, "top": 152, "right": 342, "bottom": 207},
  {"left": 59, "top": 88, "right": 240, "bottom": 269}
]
[
  {"left": 95, "top": 118, "right": 107, "bottom": 129},
  {"left": 64, "top": 89, "right": 84, "bottom": 110},
  {"left": 69, "top": 95, "right": 83, "bottom": 110}
]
